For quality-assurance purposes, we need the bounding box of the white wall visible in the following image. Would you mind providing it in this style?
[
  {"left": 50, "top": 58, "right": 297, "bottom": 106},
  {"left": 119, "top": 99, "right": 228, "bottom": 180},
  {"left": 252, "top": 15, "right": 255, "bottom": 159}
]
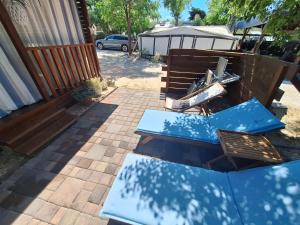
[
  {"left": 154, "top": 37, "right": 169, "bottom": 55},
  {"left": 139, "top": 27, "right": 237, "bottom": 55}
]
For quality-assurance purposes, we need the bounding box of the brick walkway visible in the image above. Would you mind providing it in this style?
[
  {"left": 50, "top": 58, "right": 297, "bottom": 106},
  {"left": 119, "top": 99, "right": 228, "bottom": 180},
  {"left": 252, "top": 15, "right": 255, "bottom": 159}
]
[
  {"left": 0, "top": 88, "right": 223, "bottom": 225},
  {"left": 1, "top": 88, "right": 218, "bottom": 225}
]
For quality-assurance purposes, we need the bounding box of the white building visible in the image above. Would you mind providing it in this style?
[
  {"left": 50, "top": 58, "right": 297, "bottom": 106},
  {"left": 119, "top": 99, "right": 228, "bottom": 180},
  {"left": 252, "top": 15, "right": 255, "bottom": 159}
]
[{"left": 138, "top": 25, "right": 239, "bottom": 56}]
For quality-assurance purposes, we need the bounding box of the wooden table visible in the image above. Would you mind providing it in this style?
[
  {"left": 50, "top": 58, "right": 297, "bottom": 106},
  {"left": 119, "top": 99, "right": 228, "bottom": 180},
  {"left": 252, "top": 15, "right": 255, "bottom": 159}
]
[{"left": 207, "top": 130, "right": 283, "bottom": 170}]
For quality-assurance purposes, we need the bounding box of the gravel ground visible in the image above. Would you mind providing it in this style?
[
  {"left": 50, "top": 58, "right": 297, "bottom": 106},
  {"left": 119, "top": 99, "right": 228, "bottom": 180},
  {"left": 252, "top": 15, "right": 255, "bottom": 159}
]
[{"left": 97, "top": 49, "right": 166, "bottom": 91}]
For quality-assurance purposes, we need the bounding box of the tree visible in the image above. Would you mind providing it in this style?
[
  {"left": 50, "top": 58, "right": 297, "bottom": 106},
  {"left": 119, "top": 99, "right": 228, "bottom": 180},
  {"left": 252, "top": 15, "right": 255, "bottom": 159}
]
[
  {"left": 88, "top": 0, "right": 159, "bottom": 55},
  {"left": 163, "top": 0, "right": 191, "bottom": 26},
  {"left": 227, "top": 0, "right": 300, "bottom": 48},
  {"left": 205, "top": 0, "right": 300, "bottom": 50},
  {"left": 189, "top": 7, "right": 206, "bottom": 21},
  {"left": 205, "top": 0, "right": 231, "bottom": 25}
]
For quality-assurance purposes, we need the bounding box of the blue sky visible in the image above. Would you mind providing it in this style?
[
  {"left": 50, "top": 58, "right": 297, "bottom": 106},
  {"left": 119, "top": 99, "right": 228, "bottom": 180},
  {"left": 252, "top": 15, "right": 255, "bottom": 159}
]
[{"left": 159, "top": 0, "right": 208, "bottom": 21}]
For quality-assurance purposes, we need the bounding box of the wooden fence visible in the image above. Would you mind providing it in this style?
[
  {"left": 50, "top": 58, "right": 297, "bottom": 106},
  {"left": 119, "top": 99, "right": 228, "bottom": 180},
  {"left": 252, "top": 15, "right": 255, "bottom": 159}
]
[
  {"left": 162, "top": 49, "right": 298, "bottom": 107},
  {"left": 27, "top": 43, "right": 100, "bottom": 98}
]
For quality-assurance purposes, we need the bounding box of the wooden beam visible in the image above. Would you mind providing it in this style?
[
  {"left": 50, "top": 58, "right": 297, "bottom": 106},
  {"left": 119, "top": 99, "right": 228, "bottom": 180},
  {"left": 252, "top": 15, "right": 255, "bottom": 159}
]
[{"left": 0, "top": 2, "right": 50, "bottom": 101}]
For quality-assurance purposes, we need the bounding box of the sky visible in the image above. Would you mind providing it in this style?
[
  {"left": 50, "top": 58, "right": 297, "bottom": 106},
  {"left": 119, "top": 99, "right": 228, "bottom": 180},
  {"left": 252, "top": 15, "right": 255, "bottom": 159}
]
[{"left": 159, "top": 0, "right": 208, "bottom": 21}]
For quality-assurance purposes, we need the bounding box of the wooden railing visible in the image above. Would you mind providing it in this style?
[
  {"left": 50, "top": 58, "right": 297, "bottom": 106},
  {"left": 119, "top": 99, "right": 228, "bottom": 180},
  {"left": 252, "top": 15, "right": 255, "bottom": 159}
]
[{"left": 27, "top": 43, "right": 100, "bottom": 98}]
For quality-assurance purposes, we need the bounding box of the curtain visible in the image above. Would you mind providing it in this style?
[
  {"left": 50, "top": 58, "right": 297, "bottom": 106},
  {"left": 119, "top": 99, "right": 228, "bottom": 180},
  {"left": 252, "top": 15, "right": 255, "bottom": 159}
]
[
  {"left": 0, "top": 22, "right": 42, "bottom": 118},
  {"left": 2, "top": 0, "right": 85, "bottom": 47}
]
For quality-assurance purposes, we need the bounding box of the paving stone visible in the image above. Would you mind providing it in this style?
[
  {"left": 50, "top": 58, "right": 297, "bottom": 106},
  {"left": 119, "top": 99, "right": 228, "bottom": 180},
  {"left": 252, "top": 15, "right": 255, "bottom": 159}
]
[
  {"left": 119, "top": 141, "right": 129, "bottom": 150},
  {"left": 77, "top": 158, "right": 93, "bottom": 169},
  {"left": 59, "top": 164, "right": 74, "bottom": 176},
  {"left": 49, "top": 177, "right": 85, "bottom": 207},
  {"left": 85, "top": 144, "right": 107, "bottom": 160},
  {"left": 69, "top": 167, "right": 81, "bottom": 177},
  {"left": 104, "top": 164, "right": 118, "bottom": 175},
  {"left": 35, "top": 201, "right": 59, "bottom": 223},
  {"left": 0, "top": 193, "right": 33, "bottom": 213},
  {"left": 10, "top": 170, "right": 56, "bottom": 197},
  {"left": 46, "top": 174, "right": 66, "bottom": 191},
  {"left": 0, "top": 208, "right": 19, "bottom": 225},
  {"left": 89, "top": 161, "right": 108, "bottom": 172},
  {"left": 100, "top": 139, "right": 113, "bottom": 146},
  {"left": 99, "top": 173, "right": 113, "bottom": 186},
  {"left": 74, "top": 213, "right": 94, "bottom": 225},
  {"left": 27, "top": 218, "right": 41, "bottom": 225},
  {"left": 71, "top": 190, "right": 91, "bottom": 211},
  {"left": 80, "top": 143, "right": 93, "bottom": 152},
  {"left": 83, "top": 181, "right": 97, "bottom": 192},
  {"left": 67, "top": 156, "right": 82, "bottom": 166},
  {"left": 106, "top": 124, "right": 122, "bottom": 133},
  {"left": 38, "top": 189, "right": 53, "bottom": 201},
  {"left": 50, "top": 207, "right": 66, "bottom": 225},
  {"left": 81, "top": 202, "right": 99, "bottom": 216},
  {"left": 74, "top": 168, "right": 93, "bottom": 181},
  {"left": 58, "top": 209, "right": 80, "bottom": 225},
  {"left": 88, "top": 184, "right": 107, "bottom": 204},
  {"left": 24, "top": 198, "right": 46, "bottom": 216},
  {"left": 104, "top": 147, "right": 116, "bottom": 157},
  {"left": 12, "top": 213, "right": 32, "bottom": 225}
]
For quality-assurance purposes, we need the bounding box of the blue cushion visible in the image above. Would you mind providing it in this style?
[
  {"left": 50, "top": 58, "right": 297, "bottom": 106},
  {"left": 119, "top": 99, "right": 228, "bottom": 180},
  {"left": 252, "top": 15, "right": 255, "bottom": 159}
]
[
  {"left": 136, "top": 98, "right": 285, "bottom": 144},
  {"left": 100, "top": 153, "right": 242, "bottom": 225},
  {"left": 136, "top": 109, "right": 215, "bottom": 143},
  {"left": 210, "top": 98, "right": 285, "bottom": 134},
  {"left": 228, "top": 160, "right": 300, "bottom": 225}
]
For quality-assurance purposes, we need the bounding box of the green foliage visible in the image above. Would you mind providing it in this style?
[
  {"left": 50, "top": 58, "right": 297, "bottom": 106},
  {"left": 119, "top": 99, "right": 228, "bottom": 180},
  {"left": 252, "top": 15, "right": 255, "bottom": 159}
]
[
  {"left": 205, "top": 0, "right": 230, "bottom": 25},
  {"left": 192, "top": 17, "right": 204, "bottom": 26},
  {"left": 205, "top": 0, "right": 300, "bottom": 45},
  {"left": 188, "top": 7, "right": 206, "bottom": 21},
  {"left": 87, "top": 0, "right": 160, "bottom": 34},
  {"left": 163, "top": 0, "right": 191, "bottom": 26}
]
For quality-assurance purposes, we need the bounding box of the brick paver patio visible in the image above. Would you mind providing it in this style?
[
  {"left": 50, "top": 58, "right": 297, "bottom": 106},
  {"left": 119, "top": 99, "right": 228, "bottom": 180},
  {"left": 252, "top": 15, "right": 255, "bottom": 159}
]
[{"left": 0, "top": 88, "right": 222, "bottom": 225}]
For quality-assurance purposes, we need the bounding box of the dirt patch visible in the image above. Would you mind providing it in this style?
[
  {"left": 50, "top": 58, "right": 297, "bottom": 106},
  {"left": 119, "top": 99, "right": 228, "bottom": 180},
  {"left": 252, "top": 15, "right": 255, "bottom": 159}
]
[{"left": 97, "top": 50, "right": 165, "bottom": 91}]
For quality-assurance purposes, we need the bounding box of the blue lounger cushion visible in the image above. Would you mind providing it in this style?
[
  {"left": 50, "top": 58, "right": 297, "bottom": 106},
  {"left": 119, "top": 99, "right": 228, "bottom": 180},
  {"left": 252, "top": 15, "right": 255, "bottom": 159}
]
[
  {"left": 100, "top": 153, "right": 242, "bottom": 225},
  {"left": 100, "top": 154, "right": 300, "bottom": 225},
  {"left": 136, "top": 98, "right": 284, "bottom": 144},
  {"left": 228, "top": 160, "right": 300, "bottom": 225}
]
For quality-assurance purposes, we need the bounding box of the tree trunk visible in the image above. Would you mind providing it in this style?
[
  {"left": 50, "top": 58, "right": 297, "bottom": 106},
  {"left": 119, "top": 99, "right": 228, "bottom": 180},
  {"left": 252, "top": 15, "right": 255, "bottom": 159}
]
[
  {"left": 124, "top": 0, "right": 132, "bottom": 55},
  {"left": 175, "top": 16, "right": 179, "bottom": 26}
]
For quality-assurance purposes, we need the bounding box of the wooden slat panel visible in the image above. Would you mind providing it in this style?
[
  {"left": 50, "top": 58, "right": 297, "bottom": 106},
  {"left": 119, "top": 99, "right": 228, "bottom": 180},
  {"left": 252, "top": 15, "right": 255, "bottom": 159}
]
[
  {"left": 57, "top": 48, "right": 75, "bottom": 88},
  {"left": 63, "top": 47, "right": 80, "bottom": 86},
  {"left": 70, "top": 46, "right": 84, "bottom": 82},
  {"left": 88, "top": 45, "right": 98, "bottom": 77},
  {"left": 162, "top": 65, "right": 167, "bottom": 71},
  {"left": 162, "top": 76, "right": 197, "bottom": 83},
  {"left": 75, "top": 46, "right": 88, "bottom": 80},
  {"left": 41, "top": 49, "right": 64, "bottom": 93},
  {"left": 50, "top": 48, "right": 70, "bottom": 89},
  {"left": 80, "top": 45, "right": 92, "bottom": 78},
  {"left": 168, "top": 82, "right": 191, "bottom": 89},
  {"left": 169, "top": 71, "right": 205, "bottom": 78},
  {"left": 31, "top": 50, "right": 58, "bottom": 97},
  {"left": 85, "top": 45, "right": 95, "bottom": 77}
]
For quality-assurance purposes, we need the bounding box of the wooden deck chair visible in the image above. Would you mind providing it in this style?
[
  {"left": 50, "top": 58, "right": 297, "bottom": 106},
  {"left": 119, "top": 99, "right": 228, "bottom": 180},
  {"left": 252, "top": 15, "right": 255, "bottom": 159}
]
[{"left": 165, "top": 82, "right": 226, "bottom": 112}]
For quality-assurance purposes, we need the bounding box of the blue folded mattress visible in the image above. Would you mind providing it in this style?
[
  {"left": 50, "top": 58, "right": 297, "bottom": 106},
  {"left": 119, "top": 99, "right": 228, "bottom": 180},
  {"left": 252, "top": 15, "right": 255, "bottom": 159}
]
[
  {"left": 100, "top": 154, "right": 300, "bottom": 225},
  {"left": 136, "top": 98, "right": 284, "bottom": 144}
]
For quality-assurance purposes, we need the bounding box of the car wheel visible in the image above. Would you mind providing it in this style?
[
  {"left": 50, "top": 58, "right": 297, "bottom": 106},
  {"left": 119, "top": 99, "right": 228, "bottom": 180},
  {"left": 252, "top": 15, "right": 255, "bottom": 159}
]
[
  {"left": 121, "top": 45, "right": 128, "bottom": 52},
  {"left": 97, "top": 43, "right": 104, "bottom": 50}
]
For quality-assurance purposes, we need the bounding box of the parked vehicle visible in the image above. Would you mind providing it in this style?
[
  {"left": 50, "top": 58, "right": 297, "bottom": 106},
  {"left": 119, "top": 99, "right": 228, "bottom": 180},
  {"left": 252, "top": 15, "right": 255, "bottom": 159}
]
[{"left": 95, "top": 34, "right": 135, "bottom": 52}]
